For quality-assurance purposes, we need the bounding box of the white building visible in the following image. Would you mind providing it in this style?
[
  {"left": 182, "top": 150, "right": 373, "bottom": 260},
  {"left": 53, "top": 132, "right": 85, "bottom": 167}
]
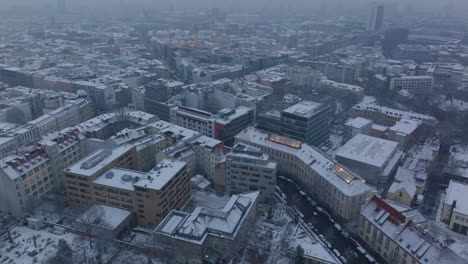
[
  {"left": 235, "top": 127, "right": 375, "bottom": 220},
  {"left": 335, "top": 134, "right": 402, "bottom": 186},
  {"left": 441, "top": 180, "right": 468, "bottom": 235},
  {"left": 343, "top": 117, "right": 373, "bottom": 142},
  {"left": 220, "top": 144, "right": 277, "bottom": 203}
]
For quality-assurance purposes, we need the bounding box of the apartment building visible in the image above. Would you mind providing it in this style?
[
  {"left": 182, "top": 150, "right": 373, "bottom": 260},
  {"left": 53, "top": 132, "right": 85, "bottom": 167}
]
[
  {"left": 235, "top": 127, "right": 375, "bottom": 220},
  {"left": 0, "top": 145, "right": 52, "bottom": 216},
  {"left": 0, "top": 129, "right": 85, "bottom": 216},
  {"left": 154, "top": 191, "right": 259, "bottom": 264},
  {"left": 65, "top": 148, "right": 191, "bottom": 227},
  {"left": 359, "top": 196, "right": 467, "bottom": 264},
  {"left": 441, "top": 180, "right": 468, "bottom": 235},
  {"left": 217, "top": 143, "right": 277, "bottom": 203}
]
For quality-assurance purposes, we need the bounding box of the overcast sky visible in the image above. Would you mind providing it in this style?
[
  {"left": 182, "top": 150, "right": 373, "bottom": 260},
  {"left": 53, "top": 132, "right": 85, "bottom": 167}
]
[{"left": 0, "top": 0, "right": 467, "bottom": 17}]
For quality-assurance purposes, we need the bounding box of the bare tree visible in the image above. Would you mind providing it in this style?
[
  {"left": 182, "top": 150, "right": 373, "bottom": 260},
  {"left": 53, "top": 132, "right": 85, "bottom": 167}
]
[{"left": 76, "top": 205, "right": 105, "bottom": 249}]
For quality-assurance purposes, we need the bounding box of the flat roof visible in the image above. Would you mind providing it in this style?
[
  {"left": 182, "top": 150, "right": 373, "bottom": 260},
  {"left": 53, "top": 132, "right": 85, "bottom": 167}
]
[
  {"left": 282, "top": 100, "right": 324, "bottom": 118},
  {"left": 345, "top": 117, "right": 373, "bottom": 129},
  {"left": 235, "top": 127, "right": 374, "bottom": 196},
  {"left": 335, "top": 134, "right": 400, "bottom": 168},
  {"left": 93, "top": 168, "right": 146, "bottom": 191},
  {"left": 66, "top": 145, "right": 133, "bottom": 177},
  {"left": 445, "top": 180, "right": 468, "bottom": 216},
  {"left": 134, "top": 159, "right": 186, "bottom": 190}
]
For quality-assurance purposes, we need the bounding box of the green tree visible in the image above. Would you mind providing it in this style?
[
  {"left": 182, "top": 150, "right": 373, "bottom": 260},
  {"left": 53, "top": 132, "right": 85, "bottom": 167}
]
[
  {"left": 294, "top": 245, "right": 305, "bottom": 264},
  {"left": 45, "top": 239, "right": 73, "bottom": 264}
]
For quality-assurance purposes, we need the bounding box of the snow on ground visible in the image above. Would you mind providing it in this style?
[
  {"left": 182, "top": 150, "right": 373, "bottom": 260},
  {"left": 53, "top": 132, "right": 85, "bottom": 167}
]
[
  {"left": 240, "top": 204, "right": 318, "bottom": 264},
  {"left": 0, "top": 225, "right": 119, "bottom": 264},
  {"left": 111, "top": 248, "right": 166, "bottom": 264},
  {"left": 0, "top": 225, "right": 76, "bottom": 264},
  {"left": 429, "top": 220, "right": 468, "bottom": 260}
]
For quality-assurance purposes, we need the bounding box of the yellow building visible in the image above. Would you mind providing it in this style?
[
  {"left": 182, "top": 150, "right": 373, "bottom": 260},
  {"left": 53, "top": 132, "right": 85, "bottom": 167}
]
[{"left": 64, "top": 144, "right": 191, "bottom": 227}]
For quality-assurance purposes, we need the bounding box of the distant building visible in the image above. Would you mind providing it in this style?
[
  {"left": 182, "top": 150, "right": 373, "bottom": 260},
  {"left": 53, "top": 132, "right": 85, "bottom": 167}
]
[
  {"left": 352, "top": 96, "right": 437, "bottom": 126},
  {"left": 441, "top": 180, "right": 468, "bottom": 235},
  {"left": 172, "top": 106, "right": 254, "bottom": 142},
  {"left": 368, "top": 3, "right": 385, "bottom": 31},
  {"left": 392, "top": 44, "right": 433, "bottom": 63},
  {"left": 281, "top": 100, "right": 331, "bottom": 147},
  {"left": 388, "top": 75, "right": 434, "bottom": 94},
  {"left": 359, "top": 196, "right": 467, "bottom": 264},
  {"left": 217, "top": 143, "right": 277, "bottom": 203},
  {"left": 335, "top": 134, "right": 402, "bottom": 186}
]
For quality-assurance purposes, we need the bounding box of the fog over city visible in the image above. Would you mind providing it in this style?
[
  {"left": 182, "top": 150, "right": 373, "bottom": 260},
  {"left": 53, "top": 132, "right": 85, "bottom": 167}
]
[{"left": 0, "top": 0, "right": 468, "bottom": 264}]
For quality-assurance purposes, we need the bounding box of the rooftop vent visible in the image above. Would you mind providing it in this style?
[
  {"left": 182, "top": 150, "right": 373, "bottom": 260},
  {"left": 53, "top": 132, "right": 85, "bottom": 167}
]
[{"left": 105, "top": 171, "right": 114, "bottom": 179}]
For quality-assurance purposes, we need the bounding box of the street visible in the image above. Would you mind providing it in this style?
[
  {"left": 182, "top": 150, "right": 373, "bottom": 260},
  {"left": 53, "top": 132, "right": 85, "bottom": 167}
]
[{"left": 277, "top": 178, "right": 379, "bottom": 264}]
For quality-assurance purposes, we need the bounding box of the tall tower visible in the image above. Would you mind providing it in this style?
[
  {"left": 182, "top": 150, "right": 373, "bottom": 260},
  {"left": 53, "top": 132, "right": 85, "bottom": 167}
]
[
  {"left": 57, "top": 0, "right": 66, "bottom": 12},
  {"left": 368, "top": 3, "right": 384, "bottom": 31}
]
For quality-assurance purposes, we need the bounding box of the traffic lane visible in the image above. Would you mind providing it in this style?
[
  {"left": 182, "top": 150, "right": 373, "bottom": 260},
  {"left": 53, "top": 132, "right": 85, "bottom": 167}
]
[{"left": 277, "top": 178, "right": 374, "bottom": 264}]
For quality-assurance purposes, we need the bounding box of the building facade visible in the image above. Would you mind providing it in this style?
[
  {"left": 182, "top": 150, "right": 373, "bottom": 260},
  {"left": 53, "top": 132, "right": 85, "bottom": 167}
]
[
  {"left": 280, "top": 100, "right": 331, "bottom": 147},
  {"left": 235, "top": 127, "right": 375, "bottom": 220},
  {"left": 220, "top": 144, "right": 277, "bottom": 203}
]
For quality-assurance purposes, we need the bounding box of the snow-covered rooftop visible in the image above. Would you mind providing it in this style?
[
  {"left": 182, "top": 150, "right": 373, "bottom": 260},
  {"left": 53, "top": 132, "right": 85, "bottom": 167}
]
[
  {"left": 345, "top": 117, "right": 373, "bottom": 129},
  {"left": 155, "top": 192, "right": 259, "bottom": 245},
  {"left": 335, "top": 134, "right": 400, "bottom": 169},
  {"left": 444, "top": 180, "right": 468, "bottom": 216},
  {"left": 66, "top": 145, "right": 133, "bottom": 177},
  {"left": 235, "top": 127, "right": 374, "bottom": 196},
  {"left": 133, "top": 159, "right": 186, "bottom": 191},
  {"left": 93, "top": 168, "right": 146, "bottom": 191},
  {"left": 282, "top": 100, "right": 324, "bottom": 118}
]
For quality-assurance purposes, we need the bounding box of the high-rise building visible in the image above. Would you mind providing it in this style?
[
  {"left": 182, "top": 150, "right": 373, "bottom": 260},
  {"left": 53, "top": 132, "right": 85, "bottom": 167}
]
[
  {"left": 368, "top": 3, "right": 385, "bottom": 31},
  {"left": 280, "top": 101, "right": 331, "bottom": 147}
]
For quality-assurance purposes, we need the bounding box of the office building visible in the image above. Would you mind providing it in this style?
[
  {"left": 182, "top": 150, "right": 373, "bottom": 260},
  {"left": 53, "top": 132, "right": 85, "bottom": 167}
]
[
  {"left": 280, "top": 101, "right": 331, "bottom": 147},
  {"left": 236, "top": 127, "right": 375, "bottom": 220},
  {"left": 65, "top": 153, "right": 191, "bottom": 227},
  {"left": 217, "top": 144, "right": 277, "bottom": 203},
  {"left": 172, "top": 106, "right": 254, "bottom": 142},
  {"left": 392, "top": 45, "right": 433, "bottom": 63},
  {"left": 335, "top": 134, "right": 402, "bottom": 186},
  {"left": 368, "top": 3, "right": 385, "bottom": 31}
]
